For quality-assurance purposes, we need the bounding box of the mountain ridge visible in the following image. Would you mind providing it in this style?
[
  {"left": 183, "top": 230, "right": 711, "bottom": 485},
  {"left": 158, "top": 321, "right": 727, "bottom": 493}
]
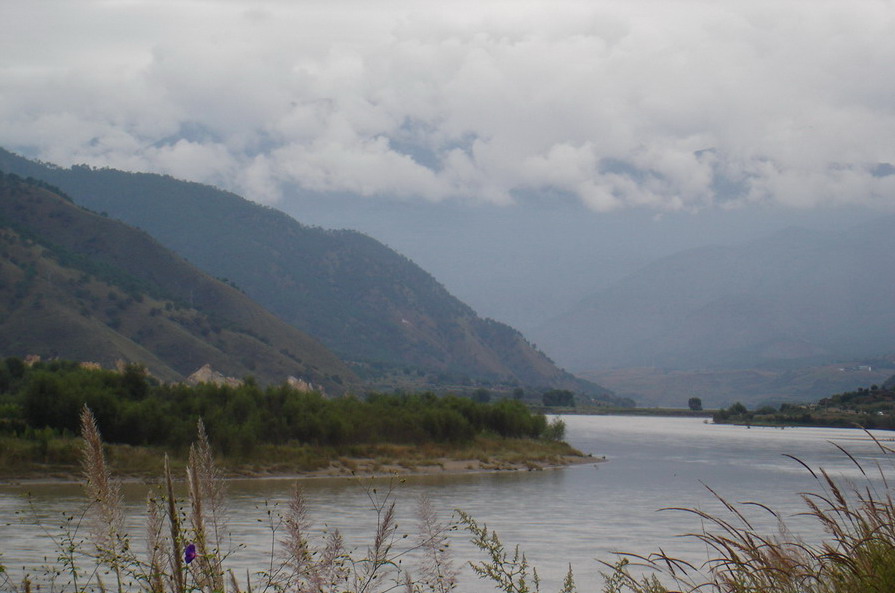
[
  {"left": 533, "top": 221, "right": 895, "bottom": 372},
  {"left": 0, "top": 172, "right": 357, "bottom": 392},
  {"left": 0, "top": 148, "right": 617, "bottom": 400}
]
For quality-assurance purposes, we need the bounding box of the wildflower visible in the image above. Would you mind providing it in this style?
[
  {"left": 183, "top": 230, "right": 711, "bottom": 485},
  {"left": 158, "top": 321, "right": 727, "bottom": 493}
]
[{"left": 185, "top": 543, "right": 197, "bottom": 565}]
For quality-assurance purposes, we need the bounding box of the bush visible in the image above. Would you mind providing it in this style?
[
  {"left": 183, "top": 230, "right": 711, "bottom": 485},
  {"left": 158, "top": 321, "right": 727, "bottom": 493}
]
[{"left": 2, "top": 359, "right": 557, "bottom": 454}]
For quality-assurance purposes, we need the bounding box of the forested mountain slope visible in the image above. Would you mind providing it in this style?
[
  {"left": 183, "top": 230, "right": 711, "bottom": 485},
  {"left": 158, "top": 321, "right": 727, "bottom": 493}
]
[
  {"left": 0, "top": 148, "right": 613, "bottom": 398},
  {"left": 0, "top": 172, "right": 356, "bottom": 392}
]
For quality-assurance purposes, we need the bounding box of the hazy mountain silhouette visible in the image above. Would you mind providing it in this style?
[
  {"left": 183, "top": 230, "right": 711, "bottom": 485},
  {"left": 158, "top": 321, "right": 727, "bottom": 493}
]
[{"left": 534, "top": 220, "right": 895, "bottom": 372}]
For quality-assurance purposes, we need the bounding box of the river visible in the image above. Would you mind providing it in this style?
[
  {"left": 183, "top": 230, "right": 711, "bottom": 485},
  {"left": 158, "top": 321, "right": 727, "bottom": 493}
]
[{"left": 2, "top": 415, "right": 893, "bottom": 591}]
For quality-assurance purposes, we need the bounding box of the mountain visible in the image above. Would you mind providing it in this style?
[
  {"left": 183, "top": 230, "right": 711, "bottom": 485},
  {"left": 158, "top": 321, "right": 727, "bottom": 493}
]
[
  {"left": 0, "top": 172, "right": 356, "bottom": 392},
  {"left": 578, "top": 362, "right": 895, "bottom": 410},
  {"left": 885, "top": 374, "right": 895, "bottom": 390},
  {"left": 0, "top": 148, "right": 613, "bottom": 399},
  {"left": 532, "top": 221, "right": 895, "bottom": 373}
]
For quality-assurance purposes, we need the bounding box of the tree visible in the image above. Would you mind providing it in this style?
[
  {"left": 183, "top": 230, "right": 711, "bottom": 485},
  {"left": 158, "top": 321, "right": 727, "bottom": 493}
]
[
  {"left": 472, "top": 388, "right": 491, "bottom": 403},
  {"left": 730, "top": 402, "right": 747, "bottom": 415},
  {"left": 542, "top": 389, "right": 575, "bottom": 408},
  {"left": 688, "top": 397, "right": 703, "bottom": 411}
]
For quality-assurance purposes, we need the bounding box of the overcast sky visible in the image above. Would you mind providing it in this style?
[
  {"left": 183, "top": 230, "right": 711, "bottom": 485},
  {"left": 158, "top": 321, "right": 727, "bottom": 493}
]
[{"left": 3, "top": 0, "right": 895, "bottom": 214}]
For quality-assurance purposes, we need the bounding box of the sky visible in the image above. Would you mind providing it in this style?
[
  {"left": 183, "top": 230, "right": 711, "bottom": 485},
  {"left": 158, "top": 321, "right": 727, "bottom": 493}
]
[
  {"left": 3, "top": 0, "right": 895, "bottom": 214},
  {"left": 3, "top": 0, "right": 895, "bottom": 333}
]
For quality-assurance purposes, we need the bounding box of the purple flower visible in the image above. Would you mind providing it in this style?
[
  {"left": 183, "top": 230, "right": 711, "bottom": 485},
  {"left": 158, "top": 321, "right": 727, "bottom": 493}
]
[{"left": 185, "top": 543, "right": 197, "bottom": 565}]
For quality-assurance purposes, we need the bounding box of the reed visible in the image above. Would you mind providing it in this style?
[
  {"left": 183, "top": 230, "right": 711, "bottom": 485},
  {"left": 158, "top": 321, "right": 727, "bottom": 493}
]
[
  {"left": 2, "top": 407, "right": 459, "bottom": 593},
  {"left": 413, "top": 494, "right": 459, "bottom": 593},
  {"left": 618, "top": 436, "right": 895, "bottom": 593},
  {"left": 80, "top": 406, "right": 126, "bottom": 593},
  {"left": 163, "top": 454, "right": 186, "bottom": 593},
  {"left": 7, "top": 409, "right": 895, "bottom": 593},
  {"left": 461, "top": 432, "right": 895, "bottom": 593},
  {"left": 186, "top": 419, "right": 227, "bottom": 593}
]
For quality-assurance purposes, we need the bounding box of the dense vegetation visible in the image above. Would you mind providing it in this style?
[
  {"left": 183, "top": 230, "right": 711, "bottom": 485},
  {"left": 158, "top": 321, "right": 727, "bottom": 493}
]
[
  {"left": 0, "top": 357, "right": 560, "bottom": 457},
  {"left": 4, "top": 404, "right": 895, "bottom": 593},
  {"left": 714, "top": 381, "right": 895, "bottom": 430}
]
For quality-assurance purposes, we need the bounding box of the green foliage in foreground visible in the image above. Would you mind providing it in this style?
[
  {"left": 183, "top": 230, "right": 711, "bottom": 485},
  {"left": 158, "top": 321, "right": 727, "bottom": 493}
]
[
  {"left": 714, "top": 383, "right": 895, "bottom": 430},
  {"left": 0, "top": 357, "right": 558, "bottom": 455}
]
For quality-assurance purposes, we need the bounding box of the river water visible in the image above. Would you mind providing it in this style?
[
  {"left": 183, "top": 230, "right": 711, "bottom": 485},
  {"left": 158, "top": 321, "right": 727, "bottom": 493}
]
[{"left": 2, "top": 415, "right": 893, "bottom": 591}]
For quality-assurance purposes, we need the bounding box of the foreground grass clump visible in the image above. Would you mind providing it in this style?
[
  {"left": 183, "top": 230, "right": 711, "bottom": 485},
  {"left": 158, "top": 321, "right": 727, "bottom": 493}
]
[
  {"left": 1, "top": 406, "right": 462, "bottom": 593},
  {"left": 5, "top": 407, "right": 895, "bottom": 593},
  {"left": 459, "top": 435, "right": 895, "bottom": 593}
]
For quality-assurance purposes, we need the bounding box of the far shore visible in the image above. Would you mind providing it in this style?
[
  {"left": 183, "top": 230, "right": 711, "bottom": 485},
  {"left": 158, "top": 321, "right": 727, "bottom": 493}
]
[
  {"left": 0, "top": 453, "right": 603, "bottom": 487},
  {"left": 0, "top": 440, "right": 604, "bottom": 487},
  {"left": 228, "top": 452, "right": 604, "bottom": 480},
  {"left": 549, "top": 406, "right": 716, "bottom": 418}
]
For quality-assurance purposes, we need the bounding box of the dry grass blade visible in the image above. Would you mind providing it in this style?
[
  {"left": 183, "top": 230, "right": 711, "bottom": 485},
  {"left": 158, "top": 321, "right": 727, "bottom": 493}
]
[
  {"left": 280, "top": 483, "right": 320, "bottom": 592},
  {"left": 146, "top": 492, "right": 166, "bottom": 593},
  {"left": 164, "top": 454, "right": 186, "bottom": 593},
  {"left": 188, "top": 419, "right": 227, "bottom": 592},
  {"left": 782, "top": 454, "right": 818, "bottom": 480},
  {"left": 739, "top": 501, "right": 780, "bottom": 519},
  {"left": 828, "top": 441, "right": 867, "bottom": 476},
  {"left": 414, "top": 494, "right": 458, "bottom": 593},
  {"left": 701, "top": 484, "right": 755, "bottom": 531},
  {"left": 862, "top": 427, "right": 895, "bottom": 455},
  {"left": 80, "top": 405, "right": 126, "bottom": 593}
]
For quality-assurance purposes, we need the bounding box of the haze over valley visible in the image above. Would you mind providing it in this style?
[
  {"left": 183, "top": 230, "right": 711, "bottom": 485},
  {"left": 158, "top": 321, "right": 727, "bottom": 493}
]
[
  {"left": 2, "top": 0, "right": 895, "bottom": 407},
  {"left": 7, "top": 4, "right": 895, "bottom": 591}
]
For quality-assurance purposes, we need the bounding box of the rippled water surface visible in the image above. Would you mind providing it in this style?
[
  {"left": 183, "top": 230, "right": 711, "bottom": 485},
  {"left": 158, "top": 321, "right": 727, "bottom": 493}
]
[{"left": 3, "top": 415, "right": 893, "bottom": 591}]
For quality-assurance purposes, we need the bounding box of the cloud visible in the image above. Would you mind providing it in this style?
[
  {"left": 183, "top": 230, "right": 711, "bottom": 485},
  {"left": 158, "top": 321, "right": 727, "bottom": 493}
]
[{"left": 2, "top": 0, "right": 895, "bottom": 211}]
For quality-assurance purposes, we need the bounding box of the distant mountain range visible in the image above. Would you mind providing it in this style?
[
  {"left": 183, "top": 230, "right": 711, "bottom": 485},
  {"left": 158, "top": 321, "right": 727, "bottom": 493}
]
[
  {"left": 0, "top": 148, "right": 615, "bottom": 400},
  {"left": 0, "top": 172, "right": 355, "bottom": 392},
  {"left": 533, "top": 219, "right": 895, "bottom": 372}
]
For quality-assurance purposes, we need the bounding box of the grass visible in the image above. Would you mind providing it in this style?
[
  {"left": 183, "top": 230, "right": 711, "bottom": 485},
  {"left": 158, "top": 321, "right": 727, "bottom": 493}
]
[
  {"left": 459, "top": 431, "right": 895, "bottom": 593},
  {"left": 604, "top": 448, "right": 895, "bottom": 593},
  {"left": 10, "top": 407, "right": 895, "bottom": 593},
  {"left": 2, "top": 406, "right": 465, "bottom": 593},
  {"left": 0, "top": 433, "right": 587, "bottom": 481}
]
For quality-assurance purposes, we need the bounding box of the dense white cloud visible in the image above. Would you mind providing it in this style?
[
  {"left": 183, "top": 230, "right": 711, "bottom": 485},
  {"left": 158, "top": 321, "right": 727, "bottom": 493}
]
[{"left": 2, "top": 0, "right": 895, "bottom": 211}]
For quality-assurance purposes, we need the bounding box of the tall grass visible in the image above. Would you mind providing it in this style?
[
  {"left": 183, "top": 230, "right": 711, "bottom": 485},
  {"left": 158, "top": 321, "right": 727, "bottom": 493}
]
[
  {"left": 460, "top": 432, "right": 895, "bottom": 593},
  {"left": 1, "top": 405, "right": 459, "bottom": 593},
  {"left": 4, "top": 411, "right": 895, "bottom": 593}
]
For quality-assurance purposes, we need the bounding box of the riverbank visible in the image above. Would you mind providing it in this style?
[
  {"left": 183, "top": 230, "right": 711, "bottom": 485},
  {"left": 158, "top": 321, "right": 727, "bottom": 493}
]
[
  {"left": 535, "top": 405, "right": 715, "bottom": 418},
  {"left": 0, "top": 435, "right": 596, "bottom": 484}
]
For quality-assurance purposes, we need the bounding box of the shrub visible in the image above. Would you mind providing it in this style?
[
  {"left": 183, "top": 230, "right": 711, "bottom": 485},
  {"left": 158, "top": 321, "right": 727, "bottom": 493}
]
[{"left": 0, "top": 408, "right": 461, "bottom": 593}]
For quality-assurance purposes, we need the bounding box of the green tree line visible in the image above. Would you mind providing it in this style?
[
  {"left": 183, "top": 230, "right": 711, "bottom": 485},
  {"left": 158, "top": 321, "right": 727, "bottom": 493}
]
[
  {"left": 0, "top": 357, "right": 555, "bottom": 454},
  {"left": 713, "top": 383, "right": 895, "bottom": 430}
]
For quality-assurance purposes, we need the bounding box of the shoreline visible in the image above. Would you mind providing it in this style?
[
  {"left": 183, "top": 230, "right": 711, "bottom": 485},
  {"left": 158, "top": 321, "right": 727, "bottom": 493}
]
[
  {"left": 228, "top": 452, "right": 604, "bottom": 480},
  {"left": 0, "top": 453, "right": 605, "bottom": 487}
]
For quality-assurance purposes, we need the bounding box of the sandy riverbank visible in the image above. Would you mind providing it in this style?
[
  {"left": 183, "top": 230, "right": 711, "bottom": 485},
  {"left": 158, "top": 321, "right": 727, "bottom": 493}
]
[
  {"left": 229, "top": 452, "right": 604, "bottom": 479},
  {"left": 0, "top": 452, "right": 604, "bottom": 486}
]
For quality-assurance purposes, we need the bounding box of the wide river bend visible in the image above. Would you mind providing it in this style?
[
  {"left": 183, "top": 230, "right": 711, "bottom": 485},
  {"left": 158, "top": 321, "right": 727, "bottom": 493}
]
[{"left": 2, "top": 415, "right": 892, "bottom": 591}]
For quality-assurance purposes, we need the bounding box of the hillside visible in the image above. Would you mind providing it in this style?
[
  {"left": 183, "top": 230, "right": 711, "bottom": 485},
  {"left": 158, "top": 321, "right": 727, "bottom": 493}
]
[
  {"left": 0, "top": 148, "right": 615, "bottom": 399},
  {"left": 580, "top": 361, "right": 895, "bottom": 410},
  {"left": 0, "top": 172, "right": 356, "bottom": 392},
  {"left": 714, "top": 380, "right": 895, "bottom": 430},
  {"left": 533, "top": 223, "right": 895, "bottom": 373}
]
